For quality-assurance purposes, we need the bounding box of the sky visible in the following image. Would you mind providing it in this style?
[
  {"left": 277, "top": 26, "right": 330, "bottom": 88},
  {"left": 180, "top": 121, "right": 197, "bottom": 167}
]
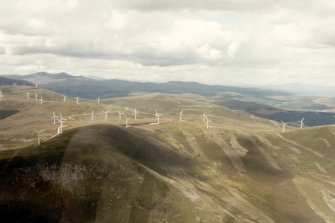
[{"left": 1, "top": 0, "right": 335, "bottom": 87}]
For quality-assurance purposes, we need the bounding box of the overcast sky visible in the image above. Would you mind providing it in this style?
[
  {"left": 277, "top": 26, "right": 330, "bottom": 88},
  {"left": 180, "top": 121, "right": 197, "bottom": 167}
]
[{"left": 1, "top": 0, "right": 335, "bottom": 87}]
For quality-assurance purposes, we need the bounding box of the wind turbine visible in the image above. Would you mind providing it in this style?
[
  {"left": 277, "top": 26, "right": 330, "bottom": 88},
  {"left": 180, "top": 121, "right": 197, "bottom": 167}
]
[
  {"left": 155, "top": 111, "right": 161, "bottom": 125},
  {"left": 102, "top": 110, "right": 110, "bottom": 121},
  {"left": 68, "top": 116, "right": 75, "bottom": 121},
  {"left": 58, "top": 114, "right": 67, "bottom": 134},
  {"left": 90, "top": 110, "right": 95, "bottom": 122},
  {"left": 51, "top": 112, "right": 58, "bottom": 125},
  {"left": 122, "top": 114, "right": 130, "bottom": 128},
  {"left": 179, "top": 109, "right": 184, "bottom": 121},
  {"left": 116, "top": 111, "right": 122, "bottom": 120},
  {"left": 34, "top": 129, "right": 44, "bottom": 145},
  {"left": 97, "top": 97, "right": 100, "bottom": 104},
  {"left": 297, "top": 118, "right": 304, "bottom": 129},
  {"left": 76, "top": 97, "right": 80, "bottom": 104},
  {"left": 63, "top": 95, "right": 66, "bottom": 103},
  {"left": 202, "top": 113, "right": 209, "bottom": 130},
  {"left": 35, "top": 83, "right": 38, "bottom": 89},
  {"left": 134, "top": 108, "right": 137, "bottom": 120},
  {"left": 39, "top": 96, "right": 44, "bottom": 105},
  {"left": 26, "top": 92, "right": 30, "bottom": 100},
  {"left": 281, "top": 121, "right": 289, "bottom": 133},
  {"left": 202, "top": 113, "right": 207, "bottom": 122},
  {"left": 35, "top": 94, "right": 38, "bottom": 101}
]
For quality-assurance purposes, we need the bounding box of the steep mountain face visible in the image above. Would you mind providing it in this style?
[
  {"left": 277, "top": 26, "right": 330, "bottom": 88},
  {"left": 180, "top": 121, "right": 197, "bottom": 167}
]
[{"left": 0, "top": 124, "right": 334, "bottom": 223}]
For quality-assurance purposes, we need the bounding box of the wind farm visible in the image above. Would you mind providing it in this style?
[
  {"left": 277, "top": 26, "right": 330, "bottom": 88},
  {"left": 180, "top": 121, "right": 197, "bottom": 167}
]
[{"left": 1, "top": 82, "right": 335, "bottom": 222}]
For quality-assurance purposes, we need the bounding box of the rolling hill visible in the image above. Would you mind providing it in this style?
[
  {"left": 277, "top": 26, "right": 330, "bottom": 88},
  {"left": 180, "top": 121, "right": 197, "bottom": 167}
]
[
  {"left": 219, "top": 100, "right": 335, "bottom": 127},
  {"left": 0, "top": 76, "right": 34, "bottom": 87},
  {"left": 0, "top": 85, "right": 335, "bottom": 222},
  {"left": 2, "top": 72, "right": 289, "bottom": 99}
]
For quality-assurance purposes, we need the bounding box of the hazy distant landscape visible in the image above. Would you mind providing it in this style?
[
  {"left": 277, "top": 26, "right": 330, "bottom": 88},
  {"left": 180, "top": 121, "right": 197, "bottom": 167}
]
[{"left": 3, "top": 72, "right": 335, "bottom": 127}]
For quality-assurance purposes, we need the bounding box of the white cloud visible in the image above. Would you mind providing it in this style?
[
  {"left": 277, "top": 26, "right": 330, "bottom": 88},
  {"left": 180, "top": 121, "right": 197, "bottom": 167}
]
[{"left": 0, "top": 0, "right": 335, "bottom": 87}]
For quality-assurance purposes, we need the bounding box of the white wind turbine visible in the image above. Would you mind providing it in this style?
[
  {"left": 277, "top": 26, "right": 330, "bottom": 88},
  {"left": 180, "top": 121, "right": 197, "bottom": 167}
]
[
  {"left": 35, "top": 129, "right": 45, "bottom": 145},
  {"left": 51, "top": 112, "right": 58, "bottom": 125},
  {"left": 297, "top": 117, "right": 304, "bottom": 129},
  {"left": 90, "top": 110, "right": 95, "bottom": 122},
  {"left": 122, "top": 114, "right": 130, "bottom": 128},
  {"left": 179, "top": 109, "right": 184, "bottom": 121},
  {"left": 26, "top": 92, "right": 30, "bottom": 100},
  {"left": 116, "top": 111, "right": 122, "bottom": 120},
  {"left": 202, "top": 113, "right": 209, "bottom": 130},
  {"left": 155, "top": 111, "right": 161, "bottom": 125},
  {"left": 97, "top": 97, "right": 100, "bottom": 104},
  {"left": 67, "top": 115, "right": 75, "bottom": 121},
  {"left": 63, "top": 95, "right": 66, "bottom": 103},
  {"left": 39, "top": 96, "right": 44, "bottom": 105},
  {"left": 57, "top": 114, "right": 67, "bottom": 134},
  {"left": 134, "top": 108, "right": 137, "bottom": 120},
  {"left": 35, "top": 83, "right": 38, "bottom": 89},
  {"left": 281, "top": 121, "right": 289, "bottom": 133},
  {"left": 102, "top": 110, "right": 110, "bottom": 121},
  {"left": 76, "top": 97, "right": 80, "bottom": 104}
]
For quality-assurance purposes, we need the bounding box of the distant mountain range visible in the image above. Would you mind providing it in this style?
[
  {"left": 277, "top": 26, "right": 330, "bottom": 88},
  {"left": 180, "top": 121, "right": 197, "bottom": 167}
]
[
  {"left": 2, "top": 72, "right": 335, "bottom": 126},
  {"left": 1, "top": 72, "right": 289, "bottom": 99},
  {"left": 0, "top": 76, "right": 34, "bottom": 86}
]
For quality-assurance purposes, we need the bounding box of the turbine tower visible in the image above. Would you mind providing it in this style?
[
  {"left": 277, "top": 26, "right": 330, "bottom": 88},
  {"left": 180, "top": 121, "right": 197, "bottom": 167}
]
[
  {"left": 90, "top": 110, "right": 95, "bottom": 122},
  {"left": 202, "top": 113, "right": 209, "bottom": 129},
  {"left": 281, "top": 121, "right": 289, "bottom": 133},
  {"left": 35, "top": 83, "right": 38, "bottom": 89},
  {"left": 155, "top": 111, "right": 161, "bottom": 125},
  {"left": 51, "top": 112, "right": 58, "bottom": 125},
  {"left": 58, "top": 114, "right": 66, "bottom": 133},
  {"left": 179, "top": 109, "right": 184, "bottom": 121},
  {"left": 35, "top": 129, "right": 45, "bottom": 145},
  {"left": 297, "top": 118, "right": 304, "bottom": 129},
  {"left": 26, "top": 92, "right": 30, "bottom": 100},
  {"left": 134, "top": 108, "right": 137, "bottom": 120},
  {"left": 102, "top": 111, "right": 109, "bottom": 121},
  {"left": 76, "top": 97, "right": 80, "bottom": 104},
  {"left": 39, "top": 96, "right": 44, "bottom": 105},
  {"left": 116, "top": 111, "right": 122, "bottom": 120},
  {"left": 97, "top": 97, "right": 100, "bottom": 104},
  {"left": 63, "top": 95, "right": 66, "bottom": 103},
  {"left": 123, "top": 114, "right": 129, "bottom": 128}
]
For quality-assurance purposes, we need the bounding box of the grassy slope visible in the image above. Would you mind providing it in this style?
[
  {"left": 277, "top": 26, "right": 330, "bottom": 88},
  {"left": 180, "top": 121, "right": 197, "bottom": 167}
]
[{"left": 0, "top": 85, "right": 334, "bottom": 222}]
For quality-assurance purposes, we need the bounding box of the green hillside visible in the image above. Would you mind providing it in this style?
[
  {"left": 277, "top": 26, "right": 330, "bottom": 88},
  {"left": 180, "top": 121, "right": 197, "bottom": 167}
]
[{"left": 0, "top": 85, "right": 334, "bottom": 222}]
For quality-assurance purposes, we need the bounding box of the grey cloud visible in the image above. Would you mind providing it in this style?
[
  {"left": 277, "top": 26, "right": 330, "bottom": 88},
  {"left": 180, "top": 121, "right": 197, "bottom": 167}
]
[
  {"left": 0, "top": 46, "right": 5, "bottom": 54},
  {"left": 111, "top": 0, "right": 322, "bottom": 15},
  {"left": 12, "top": 43, "right": 225, "bottom": 67},
  {"left": 0, "top": 0, "right": 335, "bottom": 87}
]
